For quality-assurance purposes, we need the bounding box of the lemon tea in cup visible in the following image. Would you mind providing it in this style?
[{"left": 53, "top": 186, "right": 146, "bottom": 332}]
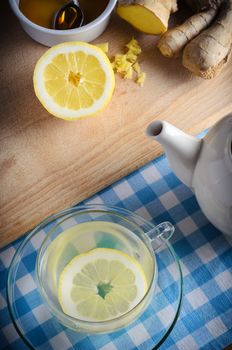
[{"left": 36, "top": 205, "right": 174, "bottom": 333}]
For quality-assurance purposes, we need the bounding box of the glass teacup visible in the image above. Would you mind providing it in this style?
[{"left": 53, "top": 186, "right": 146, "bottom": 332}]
[{"left": 36, "top": 205, "right": 174, "bottom": 334}]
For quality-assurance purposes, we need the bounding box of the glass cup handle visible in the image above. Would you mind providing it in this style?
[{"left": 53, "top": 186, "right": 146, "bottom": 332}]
[{"left": 146, "top": 222, "right": 175, "bottom": 252}]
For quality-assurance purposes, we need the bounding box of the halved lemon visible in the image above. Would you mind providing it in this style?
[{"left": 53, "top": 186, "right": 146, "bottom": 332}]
[
  {"left": 58, "top": 248, "right": 148, "bottom": 321},
  {"left": 33, "top": 42, "right": 115, "bottom": 120}
]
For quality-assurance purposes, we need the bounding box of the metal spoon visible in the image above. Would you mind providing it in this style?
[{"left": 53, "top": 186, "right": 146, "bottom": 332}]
[{"left": 53, "top": 0, "right": 84, "bottom": 30}]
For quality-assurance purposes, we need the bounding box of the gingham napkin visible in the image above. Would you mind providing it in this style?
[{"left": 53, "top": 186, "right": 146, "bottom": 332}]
[{"left": 1, "top": 152, "right": 232, "bottom": 350}]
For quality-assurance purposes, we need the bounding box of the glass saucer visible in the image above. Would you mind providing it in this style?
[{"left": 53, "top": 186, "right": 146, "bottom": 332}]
[{"left": 7, "top": 206, "right": 183, "bottom": 350}]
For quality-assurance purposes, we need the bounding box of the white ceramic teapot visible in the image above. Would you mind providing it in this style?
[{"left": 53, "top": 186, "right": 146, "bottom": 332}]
[{"left": 146, "top": 114, "right": 232, "bottom": 236}]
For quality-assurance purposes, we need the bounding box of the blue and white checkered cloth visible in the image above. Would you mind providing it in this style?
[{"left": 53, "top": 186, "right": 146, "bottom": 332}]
[{"left": 1, "top": 151, "right": 232, "bottom": 350}]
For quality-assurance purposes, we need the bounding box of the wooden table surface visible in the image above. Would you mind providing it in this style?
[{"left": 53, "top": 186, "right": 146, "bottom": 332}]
[{"left": 0, "top": 1, "right": 232, "bottom": 247}]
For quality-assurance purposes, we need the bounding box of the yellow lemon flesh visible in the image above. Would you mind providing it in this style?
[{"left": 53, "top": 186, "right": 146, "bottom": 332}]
[
  {"left": 33, "top": 42, "right": 115, "bottom": 120},
  {"left": 58, "top": 248, "right": 148, "bottom": 321}
]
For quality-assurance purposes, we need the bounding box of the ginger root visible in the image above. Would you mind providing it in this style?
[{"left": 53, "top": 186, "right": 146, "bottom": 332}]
[
  {"left": 117, "top": 0, "right": 178, "bottom": 34},
  {"left": 157, "top": 0, "right": 232, "bottom": 79},
  {"left": 157, "top": 7, "right": 217, "bottom": 57},
  {"left": 183, "top": 0, "right": 232, "bottom": 78}
]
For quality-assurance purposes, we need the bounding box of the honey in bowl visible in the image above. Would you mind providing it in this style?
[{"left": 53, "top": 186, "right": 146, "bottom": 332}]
[{"left": 19, "top": 0, "right": 109, "bottom": 29}]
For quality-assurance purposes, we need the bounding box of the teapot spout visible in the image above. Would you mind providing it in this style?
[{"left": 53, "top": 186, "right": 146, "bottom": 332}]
[{"left": 146, "top": 121, "right": 202, "bottom": 188}]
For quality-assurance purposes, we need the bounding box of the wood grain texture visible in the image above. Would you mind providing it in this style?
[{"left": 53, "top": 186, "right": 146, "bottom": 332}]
[{"left": 0, "top": 1, "right": 232, "bottom": 247}]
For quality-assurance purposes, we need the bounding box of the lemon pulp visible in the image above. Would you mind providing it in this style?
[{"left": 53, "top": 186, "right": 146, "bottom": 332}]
[
  {"left": 58, "top": 248, "right": 148, "bottom": 321},
  {"left": 33, "top": 42, "right": 115, "bottom": 120},
  {"left": 45, "top": 222, "right": 136, "bottom": 293}
]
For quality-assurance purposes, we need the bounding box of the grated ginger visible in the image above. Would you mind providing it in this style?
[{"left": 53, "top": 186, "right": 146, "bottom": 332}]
[
  {"left": 96, "top": 42, "right": 109, "bottom": 54},
  {"left": 123, "top": 66, "right": 133, "bottom": 79},
  {"left": 113, "top": 54, "right": 132, "bottom": 74},
  {"left": 97, "top": 39, "right": 146, "bottom": 86},
  {"left": 136, "top": 72, "right": 146, "bottom": 86},
  {"left": 125, "top": 51, "right": 138, "bottom": 64},
  {"left": 132, "top": 62, "right": 141, "bottom": 74},
  {"left": 126, "top": 38, "right": 142, "bottom": 55},
  {"left": 111, "top": 38, "right": 146, "bottom": 86}
]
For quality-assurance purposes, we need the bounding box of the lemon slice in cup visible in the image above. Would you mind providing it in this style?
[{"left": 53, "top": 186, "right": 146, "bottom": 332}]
[
  {"left": 33, "top": 42, "right": 115, "bottom": 120},
  {"left": 58, "top": 248, "right": 148, "bottom": 321}
]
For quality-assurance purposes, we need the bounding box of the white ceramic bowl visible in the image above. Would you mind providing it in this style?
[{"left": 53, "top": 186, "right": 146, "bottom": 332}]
[{"left": 9, "top": 0, "right": 117, "bottom": 47}]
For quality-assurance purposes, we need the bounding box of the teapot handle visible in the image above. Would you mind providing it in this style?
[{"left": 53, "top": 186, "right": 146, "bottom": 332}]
[{"left": 146, "top": 222, "right": 175, "bottom": 252}]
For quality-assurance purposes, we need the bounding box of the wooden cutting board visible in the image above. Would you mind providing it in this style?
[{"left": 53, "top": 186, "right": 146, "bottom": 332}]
[{"left": 1, "top": 1, "right": 232, "bottom": 248}]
